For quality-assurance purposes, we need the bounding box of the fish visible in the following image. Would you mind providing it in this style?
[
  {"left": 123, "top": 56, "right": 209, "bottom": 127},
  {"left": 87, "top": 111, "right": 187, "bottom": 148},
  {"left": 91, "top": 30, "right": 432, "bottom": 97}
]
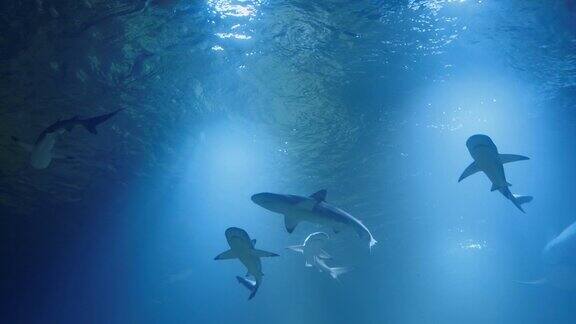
[
  {"left": 214, "top": 227, "right": 279, "bottom": 300},
  {"left": 11, "top": 109, "right": 122, "bottom": 169},
  {"left": 288, "top": 232, "right": 350, "bottom": 280},
  {"left": 459, "top": 134, "right": 532, "bottom": 213},
  {"left": 252, "top": 189, "right": 377, "bottom": 250}
]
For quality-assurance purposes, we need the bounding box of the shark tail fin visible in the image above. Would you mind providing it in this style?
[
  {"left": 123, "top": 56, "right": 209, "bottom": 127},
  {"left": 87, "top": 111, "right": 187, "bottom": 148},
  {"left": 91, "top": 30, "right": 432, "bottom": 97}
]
[
  {"left": 369, "top": 237, "right": 378, "bottom": 251},
  {"left": 513, "top": 194, "right": 533, "bottom": 205},
  {"left": 511, "top": 194, "right": 533, "bottom": 213},
  {"left": 236, "top": 276, "right": 258, "bottom": 300}
]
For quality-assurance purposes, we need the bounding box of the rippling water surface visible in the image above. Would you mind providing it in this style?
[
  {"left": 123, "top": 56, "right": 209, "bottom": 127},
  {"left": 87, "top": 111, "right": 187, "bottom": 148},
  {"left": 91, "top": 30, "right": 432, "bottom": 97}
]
[{"left": 1, "top": 0, "right": 576, "bottom": 323}]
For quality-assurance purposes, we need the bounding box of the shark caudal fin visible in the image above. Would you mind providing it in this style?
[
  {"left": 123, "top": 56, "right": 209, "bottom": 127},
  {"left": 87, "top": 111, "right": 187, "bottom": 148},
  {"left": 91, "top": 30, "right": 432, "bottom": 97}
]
[
  {"left": 511, "top": 194, "right": 533, "bottom": 213},
  {"left": 81, "top": 109, "right": 123, "bottom": 134},
  {"left": 369, "top": 237, "right": 378, "bottom": 252},
  {"left": 236, "top": 276, "right": 258, "bottom": 300}
]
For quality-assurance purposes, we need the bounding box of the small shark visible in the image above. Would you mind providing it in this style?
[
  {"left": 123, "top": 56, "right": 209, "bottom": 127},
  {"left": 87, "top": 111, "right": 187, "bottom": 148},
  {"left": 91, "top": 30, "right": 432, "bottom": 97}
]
[
  {"left": 11, "top": 109, "right": 122, "bottom": 169},
  {"left": 288, "top": 232, "right": 332, "bottom": 267},
  {"left": 251, "top": 189, "right": 377, "bottom": 250},
  {"left": 544, "top": 221, "right": 576, "bottom": 265},
  {"left": 313, "top": 256, "right": 351, "bottom": 280},
  {"left": 214, "top": 227, "right": 279, "bottom": 300},
  {"left": 288, "top": 232, "right": 350, "bottom": 280},
  {"left": 458, "top": 134, "right": 533, "bottom": 213}
]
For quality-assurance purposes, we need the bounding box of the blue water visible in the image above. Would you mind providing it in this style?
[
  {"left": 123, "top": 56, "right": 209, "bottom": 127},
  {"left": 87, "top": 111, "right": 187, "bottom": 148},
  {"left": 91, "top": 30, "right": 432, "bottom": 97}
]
[{"left": 2, "top": 0, "right": 576, "bottom": 323}]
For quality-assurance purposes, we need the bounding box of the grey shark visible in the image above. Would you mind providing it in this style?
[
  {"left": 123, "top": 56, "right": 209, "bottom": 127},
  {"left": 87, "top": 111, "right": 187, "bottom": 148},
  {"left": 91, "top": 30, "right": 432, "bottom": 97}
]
[
  {"left": 251, "top": 189, "right": 377, "bottom": 250},
  {"left": 288, "top": 232, "right": 350, "bottom": 280},
  {"left": 11, "top": 109, "right": 122, "bottom": 169},
  {"left": 518, "top": 221, "right": 576, "bottom": 290},
  {"left": 214, "top": 227, "right": 279, "bottom": 300},
  {"left": 458, "top": 134, "right": 532, "bottom": 213}
]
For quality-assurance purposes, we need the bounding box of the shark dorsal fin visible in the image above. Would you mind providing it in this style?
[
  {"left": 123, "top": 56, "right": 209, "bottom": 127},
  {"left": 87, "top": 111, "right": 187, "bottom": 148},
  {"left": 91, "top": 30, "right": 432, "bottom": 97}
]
[
  {"left": 251, "top": 239, "right": 257, "bottom": 247},
  {"left": 310, "top": 189, "right": 327, "bottom": 202}
]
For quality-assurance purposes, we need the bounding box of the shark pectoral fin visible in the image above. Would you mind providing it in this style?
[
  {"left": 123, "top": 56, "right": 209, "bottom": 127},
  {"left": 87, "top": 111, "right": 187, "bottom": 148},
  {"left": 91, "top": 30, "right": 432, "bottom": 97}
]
[
  {"left": 236, "top": 276, "right": 258, "bottom": 300},
  {"left": 513, "top": 194, "right": 533, "bottom": 205},
  {"left": 251, "top": 249, "right": 279, "bottom": 258},
  {"left": 284, "top": 215, "right": 300, "bottom": 233},
  {"left": 214, "top": 249, "right": 237, "bottom": 260},
  {"left": 11, "top": 136, "right": 34, "bottom": 152},
  {"left": 287, "top": 245, "right": 305, "bottom": 253},
  {"left": 310, "top": 189, "right": 327, "bottom": 202},
  {"left": 458, "top": 161, "right": 480, "bottom": 182},
  {"left": 500, "top": 154, "right": 530, "bottom": 164}
]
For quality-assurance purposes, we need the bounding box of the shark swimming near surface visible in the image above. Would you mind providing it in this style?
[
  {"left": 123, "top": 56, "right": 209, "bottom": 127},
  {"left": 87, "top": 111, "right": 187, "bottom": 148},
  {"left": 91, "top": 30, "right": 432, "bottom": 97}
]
[
  {"left": 11, "top": 109, "right": 122, "bottom": 169},
  {"left": 214, "top": 227, "right": 279, "bottom": 300},
  {"left": 288, "top": 232, "right": 350, "bottom": 280},
  {"left": 458, "top": 134, "right": 533, "bottom": 213},
  {"left": 251, "top": 189, "right": 377, "bottom": 250}
]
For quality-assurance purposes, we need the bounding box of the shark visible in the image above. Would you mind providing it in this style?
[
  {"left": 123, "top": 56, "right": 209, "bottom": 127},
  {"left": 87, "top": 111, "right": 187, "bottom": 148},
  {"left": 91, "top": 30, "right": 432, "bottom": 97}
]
[
  {"left": 251, "top": 189, "right": 377, "bottom": 250},
  {"left": 11, "top": 109, "right": 122, "bottom": 169},
  {"left": 288, "top": 232, "right": 350, "bottom": 280},
  {"left": 518, "top": 220, "right": 576, "bottom": 290},
  {"left": 214, "top": 227, "right": 279, "bottom": 300},
  {"left": 458, "top": 134, "right": 533, "bottom": 213}
]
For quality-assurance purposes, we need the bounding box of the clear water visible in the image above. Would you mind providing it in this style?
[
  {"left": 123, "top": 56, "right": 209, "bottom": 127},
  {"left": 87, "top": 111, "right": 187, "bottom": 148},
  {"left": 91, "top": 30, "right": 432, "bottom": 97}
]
[{"left": 2, "top": 0, "right": 576, "bottom": 323}]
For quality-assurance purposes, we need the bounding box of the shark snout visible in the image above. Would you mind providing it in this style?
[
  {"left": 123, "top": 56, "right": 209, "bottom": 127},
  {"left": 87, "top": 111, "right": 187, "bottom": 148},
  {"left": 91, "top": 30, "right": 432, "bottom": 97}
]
[
  {"left": 466, "top": 134, "right": 495, "bottom": 151},
  {"left": 251, "top": 192, "right": 286, "bottom": 213},
  {"left": 251, "top": 192, "right": 277, "bottom": 206}
]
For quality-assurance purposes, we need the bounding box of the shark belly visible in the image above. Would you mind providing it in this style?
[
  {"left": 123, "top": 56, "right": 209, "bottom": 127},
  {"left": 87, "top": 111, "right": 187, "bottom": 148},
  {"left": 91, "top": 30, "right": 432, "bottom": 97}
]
[
  {"left": 289, "top": 208, "right": 340, "bottom": 228},
  {"left": 30, "top": 135, "right": 57, "bottom": 169},
  {"left": 473, "top": 151, "right": 508, "bottom": 190},
  {"left": 239, "top": 255, "right": 263, "bottom": 281}
]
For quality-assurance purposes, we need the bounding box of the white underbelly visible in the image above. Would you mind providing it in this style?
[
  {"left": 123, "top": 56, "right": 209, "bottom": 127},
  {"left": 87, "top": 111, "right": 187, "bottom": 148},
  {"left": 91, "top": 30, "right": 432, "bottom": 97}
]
[{"left": 31, "top": 147, "right": 53, "bottom": 169}]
